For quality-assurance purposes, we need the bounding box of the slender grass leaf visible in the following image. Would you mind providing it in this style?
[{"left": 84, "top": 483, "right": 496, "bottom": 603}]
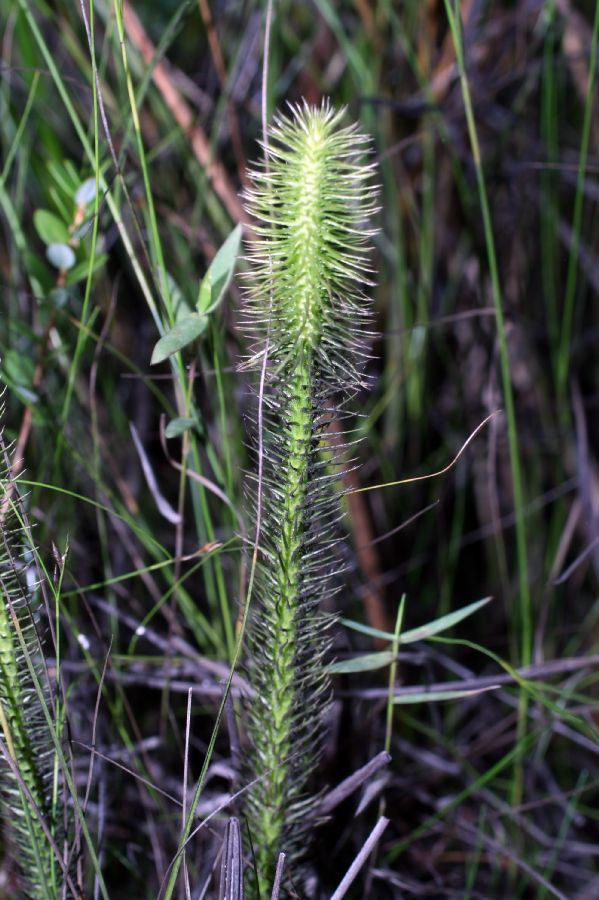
[
  {"left": 341, "top": 597, "right": 492, "bottom": 644},
  {"left": 400, "top": 597, "right": 492, "bottom": 644},
  {"left": 65, "top": 253, "right": 108, "bottom": 286},
  {"left": 339, "top": 619, "right": 401, "bottom": 642},
  {"left": 328, "top": 651, "right": 395, "bottom": 674},
  {"left": 393, "top": 686, "right": 499, "bottom": 704},
  {"left": 47, "top": 159, "right": 80, "bottom": 198}
]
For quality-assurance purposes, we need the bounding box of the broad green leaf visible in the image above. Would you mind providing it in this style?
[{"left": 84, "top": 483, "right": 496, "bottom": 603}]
[
  {"left": 340, "top": 597, "right": 492, "bottom": 645},
  {"left": 197, "top": 270, "right": 212, "bottom": 312},
  {"left": 167, "top": 272, "right": 191, "bottom": 322},
  {"left": 46, "top": 242, "right": 76, "bottom": 271},
  {"left": 34, "top": 209, "right": 70, "bottom": 245},
  {"left": 165, "top": 417, "right": 196, "bottom": 439},
  {"left": 328, "top": 651, "right": 395, "bottom": 674},
  {"left": 197, "top": 224, "right": 242, "bottom": 314},
  {"left": 393, "top": 686, "right": 499, "bottom": 704},
  {"left": 2, "top": 350, "right": 38, "bottom": 404},
  {"left": 4, "top": 349, "right": 35, "bottom": 385},
  {"left": 151, "top": 315, "right": 208, "bottom": 365}
]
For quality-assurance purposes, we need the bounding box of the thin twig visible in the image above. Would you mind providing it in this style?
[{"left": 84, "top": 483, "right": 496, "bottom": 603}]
[
  {"left": 270, "top": 853, "right": 285, "bottom": 899},
  {"left": 318, "top": 751, "right": 391, "bottom": 816},
  {"left": 329, "top": 817, "right": 389, "bottom": 900}
]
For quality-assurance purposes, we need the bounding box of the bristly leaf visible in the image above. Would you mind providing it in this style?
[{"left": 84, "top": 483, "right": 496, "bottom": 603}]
[
  {"left": 240, "top": 101, "right": 377, "bottom": 896},
  {"left": 0, "top": 418, "right": 67, "bottom": 897}
]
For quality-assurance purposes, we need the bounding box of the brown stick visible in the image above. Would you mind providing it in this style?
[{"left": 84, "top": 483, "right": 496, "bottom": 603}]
[
  {"left": 196, "top": 0, "right": 248, "bottom": 184},
  {"left": 122, "top": 2, "right": 248, "bottom": 226}
]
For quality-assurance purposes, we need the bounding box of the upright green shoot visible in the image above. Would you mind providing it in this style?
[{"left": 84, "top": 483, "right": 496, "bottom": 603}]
[{"left": 241, "top": 102, "right": 377, "bottom": 894}]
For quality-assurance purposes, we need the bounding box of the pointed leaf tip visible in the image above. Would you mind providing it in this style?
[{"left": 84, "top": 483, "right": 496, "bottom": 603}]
[{"left": 197, "top": 223, "right": 242, "bottom": 314}]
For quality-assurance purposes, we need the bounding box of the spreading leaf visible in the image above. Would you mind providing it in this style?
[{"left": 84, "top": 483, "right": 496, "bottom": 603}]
[
  {"left": 197, "top": 270, "right": 212, "bottom": 313},
  {"left": 328, "top": 651, "right": 395, "bottom": 674},
  {"left": 46, "top": 242, "right": 76, "bottom": 271},
  {"left": 150, "top": 315, "right": 208, "bottom": 365},
  {"left": 197, "top": 223, "right": 242, "bottom": 314},
  {"left": 167, "top": 272, "right": 191, "bottom": 322},
  {"left": 400, "top": 597, "right": 493, "bottom": 644},
  {"left": 393, "top": 686, "right": 499, "bottom": 704},
  {"left": 340, "top": 597, "right": 493, "bottom": 645},
  {"left": 2, "top": 350, "right": 38, "bottom": 405},
  {"left": 165, "top": 417, "right": 196, "bottom": 439},
  {"left": 33, "top": 208, "right": 70, "bottom": 245}
]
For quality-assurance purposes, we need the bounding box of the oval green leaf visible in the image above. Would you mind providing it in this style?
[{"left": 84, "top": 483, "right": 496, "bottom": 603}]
[
  {"left": 34, "top": 209, "right": 70, "bottom": 245},
  {"left": 197, "top": 223, "right": 242, "bottom": 314},
  {"left": 151, "top": 315, "right": 208, "bottom": 365},
  {"left": 165, "top": 417, "right": 196, "bottom": 439}
]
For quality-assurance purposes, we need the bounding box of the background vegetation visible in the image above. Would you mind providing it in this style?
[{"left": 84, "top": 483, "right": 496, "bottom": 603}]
[{"left": 1, "top": 0, "right": 599, "bottom": 897}]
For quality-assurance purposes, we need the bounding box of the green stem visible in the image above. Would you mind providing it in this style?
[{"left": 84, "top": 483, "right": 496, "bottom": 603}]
[
  {"left": 443, "top": 0, "right": 531, "bottom": 807},
  {"left": 248, "top": 361, "right": 313, "bottom": 890}
]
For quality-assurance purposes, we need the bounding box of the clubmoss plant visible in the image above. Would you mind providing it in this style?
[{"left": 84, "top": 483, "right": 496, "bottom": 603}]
[
  {"left": 241, "top": 101, "right": 377, "bottom": 894},
  {"left": 0, "top": 424, "right": 66, "bottom": 898}
]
